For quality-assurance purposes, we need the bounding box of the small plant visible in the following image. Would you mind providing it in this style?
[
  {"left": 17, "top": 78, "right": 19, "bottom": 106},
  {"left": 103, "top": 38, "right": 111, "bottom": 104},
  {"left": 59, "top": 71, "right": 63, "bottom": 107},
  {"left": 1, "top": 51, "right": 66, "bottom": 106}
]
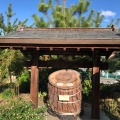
[
  {"left": 1, "top": 89, "right": 14, "bottom": 99},
  {"left": 0, "top": 98, "right": 47, "bottom": 120},
  {"left": 17, "top": 68, "right": 30, "bottom": 93},
  {"left": 102, "top": 99, "right": 120, "bottom": 120},
  {"left": 82, "top": 79, "right": 92, "bottom": 101},
  {"left": 38, "top": 91, "right": 47, "bottom": 98}
]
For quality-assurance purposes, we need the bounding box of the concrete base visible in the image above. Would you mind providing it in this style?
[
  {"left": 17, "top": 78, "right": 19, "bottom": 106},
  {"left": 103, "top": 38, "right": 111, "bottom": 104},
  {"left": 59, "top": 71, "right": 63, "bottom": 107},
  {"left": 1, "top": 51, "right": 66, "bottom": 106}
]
[{"left": 47, "top": 108, "right": 110, "bottom": 120}]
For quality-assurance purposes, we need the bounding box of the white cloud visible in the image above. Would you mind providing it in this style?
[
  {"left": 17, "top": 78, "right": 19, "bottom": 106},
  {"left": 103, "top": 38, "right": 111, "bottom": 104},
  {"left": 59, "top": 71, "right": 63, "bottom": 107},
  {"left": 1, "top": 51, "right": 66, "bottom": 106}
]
[
  {"left": 104, "top": 19, "right": 110, "bottom": 22},
  {"left": 101, "top": 10, "right": 116, "bottom": 17}
]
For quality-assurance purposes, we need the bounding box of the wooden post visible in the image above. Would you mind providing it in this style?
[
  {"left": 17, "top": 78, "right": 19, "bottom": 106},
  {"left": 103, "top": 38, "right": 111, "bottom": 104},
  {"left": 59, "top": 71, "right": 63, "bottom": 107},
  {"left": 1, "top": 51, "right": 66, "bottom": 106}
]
[
  {"left": 30, "top": 52, "right": 39, "bottom": 108},
  {"left": 92, "top": 50, "right": 100, "bottom": 119}
]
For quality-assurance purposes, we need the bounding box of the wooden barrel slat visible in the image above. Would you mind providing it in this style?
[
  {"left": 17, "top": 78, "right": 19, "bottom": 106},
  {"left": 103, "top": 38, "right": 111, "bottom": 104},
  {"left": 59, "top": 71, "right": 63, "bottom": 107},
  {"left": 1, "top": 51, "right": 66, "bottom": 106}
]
[{"left": 48, "top": 69, "right": 82, "bottom": 115}]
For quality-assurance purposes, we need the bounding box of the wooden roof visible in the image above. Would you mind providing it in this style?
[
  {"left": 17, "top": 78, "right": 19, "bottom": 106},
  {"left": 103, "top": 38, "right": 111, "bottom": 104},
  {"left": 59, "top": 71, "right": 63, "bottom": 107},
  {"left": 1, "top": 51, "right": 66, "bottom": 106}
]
[{"left": 0, "top": 27, "right": 120, "bottom": 55}]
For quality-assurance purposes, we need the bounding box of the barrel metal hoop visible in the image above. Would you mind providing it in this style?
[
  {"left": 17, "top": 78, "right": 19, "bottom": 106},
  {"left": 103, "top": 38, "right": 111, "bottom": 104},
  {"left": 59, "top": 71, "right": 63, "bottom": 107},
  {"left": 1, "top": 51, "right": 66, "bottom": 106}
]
[
  {"left": 57, "top": 90, "right": 81, "bottom": 97},
  {"left": 48, "top": 82, "right": 82, "bottom": 91},
  {"left": 68, "top": 91, "right": 81, "bottom": 97}
]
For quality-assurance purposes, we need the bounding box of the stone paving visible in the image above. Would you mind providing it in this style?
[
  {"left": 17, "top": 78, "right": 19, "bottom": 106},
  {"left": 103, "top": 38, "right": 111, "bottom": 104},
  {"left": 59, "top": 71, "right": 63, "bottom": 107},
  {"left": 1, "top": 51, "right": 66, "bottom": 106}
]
[
  {"left": 47, "top": 108, "right": 110, "bottom": 120},
  {"left": 100, "top": 78, "right": 119, "bottom": 84}
]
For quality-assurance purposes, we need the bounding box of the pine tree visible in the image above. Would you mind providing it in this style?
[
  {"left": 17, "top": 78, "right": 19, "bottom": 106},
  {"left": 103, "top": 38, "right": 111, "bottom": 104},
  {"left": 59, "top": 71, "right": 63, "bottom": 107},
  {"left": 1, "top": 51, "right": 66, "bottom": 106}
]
[
  {"left": 72, "top": 0, "right": 91, "bottom": 27},
  {"left": 32, "top": 15, "right": 49, "bottom": 27},
  {"left": 107, "top": 18, "right": 120, "bottom": 28},
  {"left": 37, "top": 0, "right": 53, "bottom": 26},
  {"left": 0, "top": 4, "right": 28, "bottom": 82},
  {"left": 0, "top": 4, "right": 33, "bottom": 35},
  {"left": 92, "top": 12, "right": 104, "bottom": 27},
  {"left": 80, "top": 9, "right": 94, "bottom": 27},
  {"left": 33, "top": 0, "right": 105, "bottom": 28}
]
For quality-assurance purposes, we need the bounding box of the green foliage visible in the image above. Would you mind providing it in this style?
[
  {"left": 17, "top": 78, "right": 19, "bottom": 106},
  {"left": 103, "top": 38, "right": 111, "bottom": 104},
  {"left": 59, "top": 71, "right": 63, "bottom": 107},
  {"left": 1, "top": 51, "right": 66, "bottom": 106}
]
[
  {"left": 0, "top": 82, "right": 19, "bottom": 99},
  {"left": 102, "top": 99, "right": 120, "bottom": 120},
  {"left": 33, "top": 0, "right": 105, "bottom": 28},
  {"left": 82, "top": 79, "right": 92, "bottom": 101},
  {"left": 32, "top": 15, "right": 49, "bottom": 27},
  {"left": 39, "top": 68, "right": 59, "bottom": 92},
  {"left": 0, "top": 49, "right": 25, "bottom": 81},
  {"left": 38, "top": 91, "right": 47, "bottom": 101},
  {"left": 92, "top": 12, "right": 104, "bottom": 27},
  {"left": 100, "top": 84, "right": 112, "bottom": 99},
  {"left": 72, "top": 0, "right": 91, "bottom": 27},
  {"left": 0, "top": 4, "right": 25, "bottom": 35},
  {"left": 0, "top": 4, "right": 33, "bottom": 35},
  {"left": 80, "top": 9, "right": 94, "bottom": 27},
  {"left": 76, "top": 68, "right": 90, "bottom": 80},
  {"left": 107, "top": 19, "right": 114, "bottom": 28},
  {"left": 100, "top": 83, "right": 120, "bottom": 119},
  {"left": 17, "top": 69, "right": 30, "bottom": 93},
  {"left": 0, "top": 99, "right": 47, "bottom": 120},
  {"left": 100, "top": 82, "right": 120, "bottom": 99},
  {"left": 109, "top": 59, "right": 120, "bottom": 73},
  {"left": 1, "top": 89, "right": 13, "bottom": 99},
  {"left": 107, "top": 18, "right": 120, "bottom": 28},
  {"left": 38, "top": 1, "right": 50, "bottom": 13},
  {"left": 37, "top": 0, "right": 53, "bottom": 26},
  {"left": 52, "top": 5, "right": 78, "bottom": 27},
  {"left": 108, "top": 51, "right": 120, "bottom": 73}
]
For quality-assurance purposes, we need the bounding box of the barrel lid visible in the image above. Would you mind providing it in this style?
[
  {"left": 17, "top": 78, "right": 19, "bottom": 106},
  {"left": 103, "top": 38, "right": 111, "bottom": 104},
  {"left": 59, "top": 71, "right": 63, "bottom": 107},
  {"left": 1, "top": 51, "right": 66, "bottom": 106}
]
[{"left": 48, "top": 69, "right": 81, "bottom": 89}]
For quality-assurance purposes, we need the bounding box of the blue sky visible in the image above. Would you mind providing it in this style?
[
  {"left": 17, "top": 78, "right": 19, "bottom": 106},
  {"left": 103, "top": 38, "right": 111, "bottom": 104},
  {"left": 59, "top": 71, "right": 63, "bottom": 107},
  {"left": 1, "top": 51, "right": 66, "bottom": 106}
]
[{"left": 0, "top": 0, "right": 120, "bottom": 28}]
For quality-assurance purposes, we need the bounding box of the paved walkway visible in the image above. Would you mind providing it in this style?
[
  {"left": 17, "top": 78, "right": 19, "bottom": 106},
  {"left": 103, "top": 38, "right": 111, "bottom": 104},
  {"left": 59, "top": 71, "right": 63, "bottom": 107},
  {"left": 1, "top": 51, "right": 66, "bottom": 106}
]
[
  {"left": 100, "top": 78, "right": 119, "bottom": 84},
  {"left": 47, "top": 108, "right": 110, "bottom": 120}
]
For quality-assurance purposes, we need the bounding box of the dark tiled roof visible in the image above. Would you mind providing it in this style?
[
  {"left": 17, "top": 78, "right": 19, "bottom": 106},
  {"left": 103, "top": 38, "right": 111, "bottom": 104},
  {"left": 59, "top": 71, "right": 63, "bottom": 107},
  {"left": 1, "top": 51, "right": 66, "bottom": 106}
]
[{"left": 2, "top": 28, "right": 120, "bottom": 40}]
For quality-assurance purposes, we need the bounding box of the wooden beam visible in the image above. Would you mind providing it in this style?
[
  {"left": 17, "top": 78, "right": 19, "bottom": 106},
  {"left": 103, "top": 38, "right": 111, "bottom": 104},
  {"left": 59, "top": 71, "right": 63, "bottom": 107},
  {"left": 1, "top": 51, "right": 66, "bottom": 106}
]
[
  {"left": 92, "top": 50, "right": 100, "bottom": 119},
  {"left": 30, "top": 52, "right": 39, "bottom": 108},
  {"left": 1, "top": 37, "right": 120, "bottom": 45},
  {"left": 24, "top": 60, "right": 108, "bottom": 70},
  {"left": 40, "top": 50, "right": 92, "bottom": 55},
  {"left": 39, "top": 60, "right": 92, "bottom": 68}
]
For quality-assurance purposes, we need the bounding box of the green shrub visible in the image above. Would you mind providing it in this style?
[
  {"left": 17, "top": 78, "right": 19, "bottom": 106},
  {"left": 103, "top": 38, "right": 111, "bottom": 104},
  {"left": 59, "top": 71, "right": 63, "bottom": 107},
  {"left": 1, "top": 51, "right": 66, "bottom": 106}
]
[
  {"left": 102, "top": 99, "right": 120, "bottom": 120},
  {"left": 17, "top": 69, "right": 30, "bottom": 93},
  {"left": 0, "top": 99, "right": 47, "bottom": 120},
  {"left": 100, "top": 84, "right": 112, "bottom": 99},
  {"left": 100, "top": 83, "right": 120, "bottom": 119},
  {"left": 1, "top": 89, "right": 14, "bottom": 99},
  {"left": 100, "top": 82, "right": 120, "bottom": 99},
  {"left": 39, "top": 68, "right": 60, "bottom": 92},
  {"left": 82, "top": 79, "right": 92, "bottom": 101}
]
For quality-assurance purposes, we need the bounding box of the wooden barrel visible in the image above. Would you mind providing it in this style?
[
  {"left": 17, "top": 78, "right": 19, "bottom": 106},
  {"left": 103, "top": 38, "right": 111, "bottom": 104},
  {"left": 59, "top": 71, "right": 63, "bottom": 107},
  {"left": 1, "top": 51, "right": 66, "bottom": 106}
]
[{"left": 48, "top": 69, "right": 82, "bottom": 115}]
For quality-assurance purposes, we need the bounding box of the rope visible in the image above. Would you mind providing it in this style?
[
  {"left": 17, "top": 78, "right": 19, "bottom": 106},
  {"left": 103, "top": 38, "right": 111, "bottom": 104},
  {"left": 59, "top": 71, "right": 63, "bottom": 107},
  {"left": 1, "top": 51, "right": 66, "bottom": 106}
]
[{"left": 58, "top": 98, "right": 82, "bottom": 104}]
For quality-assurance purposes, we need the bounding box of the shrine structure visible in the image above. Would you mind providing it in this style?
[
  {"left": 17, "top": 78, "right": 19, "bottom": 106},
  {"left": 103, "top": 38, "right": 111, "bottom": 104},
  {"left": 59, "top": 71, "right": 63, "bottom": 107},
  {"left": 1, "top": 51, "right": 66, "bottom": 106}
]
[{"left": 0, "top": 26, "right": 120, "bottom": 119}]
